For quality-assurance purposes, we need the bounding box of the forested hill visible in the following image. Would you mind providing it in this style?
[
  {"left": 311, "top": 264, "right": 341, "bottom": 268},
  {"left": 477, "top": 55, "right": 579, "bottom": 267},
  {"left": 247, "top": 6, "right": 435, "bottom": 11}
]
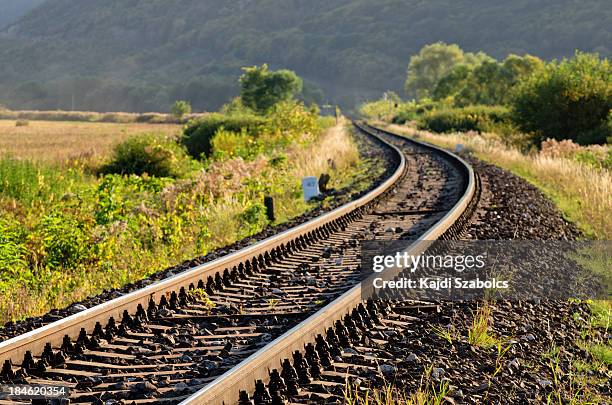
[
  {"left": 0, "top": 0, "right": 45, "bottom": 29},
  {"left": 1, "top": 0, "right": 610, "bottom": 112}
]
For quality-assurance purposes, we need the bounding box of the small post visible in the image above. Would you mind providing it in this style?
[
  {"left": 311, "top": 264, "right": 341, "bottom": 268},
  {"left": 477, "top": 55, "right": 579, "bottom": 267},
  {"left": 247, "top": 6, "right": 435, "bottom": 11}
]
[
  {"left": 455, "top": 144, "right": 464, "bottom": 154},
  {"left": 264, "top": 196, "right": 275, "bottom": 222},
  {"left": 318, "top": 173, "right": 331, "bottom": 193}
]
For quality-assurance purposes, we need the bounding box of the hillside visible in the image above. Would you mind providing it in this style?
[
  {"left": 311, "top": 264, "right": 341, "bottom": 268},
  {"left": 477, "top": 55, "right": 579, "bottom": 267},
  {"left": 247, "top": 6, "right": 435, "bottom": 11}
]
[
  {"left": 0, "top": 0, "right": 45, "bottom": 29},
  {"left": 0, "top": 0, "right": 610, "bottom": 112}
]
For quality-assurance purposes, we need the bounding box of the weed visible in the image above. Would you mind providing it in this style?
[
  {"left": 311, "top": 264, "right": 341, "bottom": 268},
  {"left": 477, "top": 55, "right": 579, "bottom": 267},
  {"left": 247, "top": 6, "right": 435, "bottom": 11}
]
[
  {"left": 468, "top": 302, "right": 499, "bottom": 348},
  {"left": 343, "top": 377, "right": 449, "bottom": 405},
  {"left": 492, "top": 341, "right": 513, "bottom": 377},
  {"left": 187, "top": 288, "right": 216, "bottom": 312},
  {"left": 431, "top": 325, "right": 455, "bottom": 345}
]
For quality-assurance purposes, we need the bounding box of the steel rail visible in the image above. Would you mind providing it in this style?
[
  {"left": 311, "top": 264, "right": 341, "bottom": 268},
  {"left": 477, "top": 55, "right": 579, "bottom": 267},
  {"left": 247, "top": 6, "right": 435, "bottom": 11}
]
[
  {"left": 0, "top": 123, "right": 406, "bottom": 368},
  {"left": 181, "top": 122, "right": 476, "bottom": 405}
]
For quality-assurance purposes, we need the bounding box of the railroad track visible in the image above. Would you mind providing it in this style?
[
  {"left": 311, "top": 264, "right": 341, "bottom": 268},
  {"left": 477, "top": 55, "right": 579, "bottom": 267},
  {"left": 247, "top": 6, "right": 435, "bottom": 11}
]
[{"left": 0, "top": 123, "right": 475, "bottom": 405}]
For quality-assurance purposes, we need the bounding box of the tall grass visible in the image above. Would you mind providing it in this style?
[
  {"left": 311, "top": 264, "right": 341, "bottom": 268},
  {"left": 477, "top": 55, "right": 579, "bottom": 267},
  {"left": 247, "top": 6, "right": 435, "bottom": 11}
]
[
  {"left": 0, "top": 157, "right": 88, "bottom": 205},
  {"left": 0, "top": 121, "right": 372, "bottom": 323},
  {"left": 384, "top": 124, "right": 612, "bottom": 239}
]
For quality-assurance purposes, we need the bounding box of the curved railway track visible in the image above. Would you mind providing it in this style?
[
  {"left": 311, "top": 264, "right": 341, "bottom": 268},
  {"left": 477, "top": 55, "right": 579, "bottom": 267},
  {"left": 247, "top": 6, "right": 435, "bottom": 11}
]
[{"left": 0, "top": 123, "right": 476, "bottom": 405}]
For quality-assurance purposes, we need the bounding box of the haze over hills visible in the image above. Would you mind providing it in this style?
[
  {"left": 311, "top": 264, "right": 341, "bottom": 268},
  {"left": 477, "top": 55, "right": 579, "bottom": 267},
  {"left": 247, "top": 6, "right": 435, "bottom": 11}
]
[
  {"left": 0, "top": 0, "right": 45, "bottom": 29},
  {"left": 0, "top": 0, "right": 610, "bottom": 112}
]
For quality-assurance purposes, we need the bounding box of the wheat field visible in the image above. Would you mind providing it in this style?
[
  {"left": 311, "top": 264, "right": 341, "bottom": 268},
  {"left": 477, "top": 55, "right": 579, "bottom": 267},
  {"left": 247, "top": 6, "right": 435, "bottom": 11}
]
[{"left": 0, "top": 120, "right": 182, "bottom": 165}]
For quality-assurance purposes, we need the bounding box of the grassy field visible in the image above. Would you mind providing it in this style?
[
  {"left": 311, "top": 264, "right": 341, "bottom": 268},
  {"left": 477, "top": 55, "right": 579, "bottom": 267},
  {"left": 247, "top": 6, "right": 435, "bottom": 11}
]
[
  {"left": 0, "top": 120, "right": 181, "bottom": 165},
  {"left": 0, "top": 111, "right": 379, "bottom": 323}
]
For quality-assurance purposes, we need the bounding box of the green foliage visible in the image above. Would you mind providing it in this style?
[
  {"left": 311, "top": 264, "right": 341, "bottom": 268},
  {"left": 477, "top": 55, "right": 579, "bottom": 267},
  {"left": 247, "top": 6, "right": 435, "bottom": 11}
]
[
  {"left": 219, "top": 97, "right": 254, "bottom": 115},
  {"left": 38, "top": 212, "right": 92, "bottom": 270},
  {"left": 240, "top": 64, "right": 303, "bottom": 113},
  {"left": 239, "top": 203, "right": 269, "bottom": 235},
  {"left": 0, "top": 157, "right": 83, "bottom": 205},
  {"left": 102, "top": 134, "right": 195, "bottom": 178},
  {"left": 454, "top": 54, "right": 544, "bottom": 106},
  {"left": 405, "top": 42, "right": 493, "bottom": 99},
  {"left": 210, "top": 128, "right": 263, "bottom": 161},
  {"left": 393, "top": 99, "right": 441, "bottom": 124},
  {"left": 170, "top": 100, "right": 192, "bottom": 118},
  {"left": 418, "top": 105, "right": 512, "bottom": 133},
  {"left": 0, "top": 217, "right": 27, "bottom": 275},
  {"left": 181, "top": 113, "right": 266, "bottom": 159},
  {"left": 264, "top": 100, "right": 320, "bottom": 144},
  {"left": 511, "top": 52, "right": 612, "bottom": 145},
  {"left": 432, "top": 64, "right": 472, "bottom": 101}
]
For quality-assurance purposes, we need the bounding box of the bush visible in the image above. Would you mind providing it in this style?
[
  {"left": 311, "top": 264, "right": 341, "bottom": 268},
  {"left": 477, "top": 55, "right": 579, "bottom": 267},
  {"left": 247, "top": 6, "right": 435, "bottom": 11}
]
[
  {"left": 263, "top": 101, "right": 320, "bottom": 146},
  {"left": 15, "top": 120, "right": 29, "bottom": 127},
  {"left": 210, "top": 128, "right": 263, "bottom": 161},
  {"left": 171, "top": 100, "right": 192, "bottom": 118},
  {"left": 418, "top": 105, "right": 512, "bottom": 133},
  {"left": 511, "top": 52, "right": 612, "bottom": 145},
  {"left": 392, "top": 100, "right": 439, "bottom": 124},
  {"left": 38, "top": 212, "right": 92, "bottom": 270},
  {"left": 0, "top": 218, "right": 27, "bottom": 275},
  {"left": 101, "top": 134, "right": 194, "bottom": 178},
  {"left": 181, "top": 113, "right": 266, "bottom": 159}
]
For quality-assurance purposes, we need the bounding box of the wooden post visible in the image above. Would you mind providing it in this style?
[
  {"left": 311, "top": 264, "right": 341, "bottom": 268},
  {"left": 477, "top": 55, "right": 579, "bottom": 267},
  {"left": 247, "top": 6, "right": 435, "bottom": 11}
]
[{"left": 264, "top": 196, "right": 275, "bottom": 222}]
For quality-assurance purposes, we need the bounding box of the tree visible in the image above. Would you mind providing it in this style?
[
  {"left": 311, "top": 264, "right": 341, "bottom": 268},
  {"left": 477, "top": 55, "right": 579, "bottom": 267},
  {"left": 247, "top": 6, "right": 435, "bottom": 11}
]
[
  {"left": 239, "top": 64, "right": 303, "bottom": 113},
  {"left": 511, "top": 52, "right": 611, "bottom": 145},
  {"left": 171, "top": 100, "right": 192, "bottom": 118},
  {"left": 432, "top": 64, "right": 472, "bottom": 101},
  {"left": 405, "top": 43, "right": 494, "bottom": 100},
  {"left": 454, "top": 54, "right": 544, "bottom": 106}
]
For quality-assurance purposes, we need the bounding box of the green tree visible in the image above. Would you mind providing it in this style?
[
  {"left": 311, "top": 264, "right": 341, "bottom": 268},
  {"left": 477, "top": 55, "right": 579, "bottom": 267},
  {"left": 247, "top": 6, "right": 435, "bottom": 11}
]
[
  {"left": 511, "top": 52, "right": 612, "bottom": 145},
  {"left": 454, "top": 54, "right": 544, "bottom": 106},
  {"left": 240, "top": 64, "right": 303, "bottom": 113},
  {"left": 171, "top": 100, "right": 192, "bottom": 118},
  {"left": 405, "top": 43, "right": 494, "bottom": 100},
  {"left": 432, "top": 64, "right": 472, "bottom": 101}
]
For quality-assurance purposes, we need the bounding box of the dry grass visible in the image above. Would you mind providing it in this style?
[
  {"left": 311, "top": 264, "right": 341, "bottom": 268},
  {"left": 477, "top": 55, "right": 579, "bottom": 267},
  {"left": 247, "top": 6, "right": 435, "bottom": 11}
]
[
  {"left": 202, "top": 120, "right": 363, "bottom": 246},
  {"left": 383, "top": 123, "right": 612, "bottom": 239},
  {"left": 0, "top": 120, "right": 181, "bottom": 165}
]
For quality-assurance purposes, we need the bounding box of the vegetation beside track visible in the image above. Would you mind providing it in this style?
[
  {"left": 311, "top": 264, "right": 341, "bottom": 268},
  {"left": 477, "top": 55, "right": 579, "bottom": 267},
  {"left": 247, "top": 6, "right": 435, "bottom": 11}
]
[
  {"left": 379, "top": 123, "right": 611, "bottom": 240},
  {"left": 0, "top": 95, "right": 379, "bottom": 324}
]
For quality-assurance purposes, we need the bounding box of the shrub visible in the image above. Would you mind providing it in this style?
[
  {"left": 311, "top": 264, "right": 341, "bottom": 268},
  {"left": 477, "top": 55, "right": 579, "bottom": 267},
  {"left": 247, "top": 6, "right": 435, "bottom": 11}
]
[
  {"left": 511, "top": 52, "right": 612, "bottom": 145},
  {"left": 15, "top": 120, "right": 29, "bottom": 127},
  {"left": 0, "top": 218, "right": 27, "bottom": 275},
  {"left": 37, "top": 212, "right": 92, "bottom": 270},
  {"left": 239, "top": 202, "right": 269, "bottom": 235},
  {"left": 171, "top": 100, "right": 192, "bottom": 118},
  {"left": 101, "top": 134, "right": 194, "bottom": 178},
  {"left": 392, "top": 100, "right": 439, "bottom": 124},
  {"left": 210, "top": 128, "right": 263, "bottom": 161},
  {"left": 418, "top": 105, "right": 512, "bottom": 133},
  {"left": 181, "top": 113, "right": 266, "bottom": 159},
  {"left": 263, "top": 101, "right": 320, "bottom": 145}
]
